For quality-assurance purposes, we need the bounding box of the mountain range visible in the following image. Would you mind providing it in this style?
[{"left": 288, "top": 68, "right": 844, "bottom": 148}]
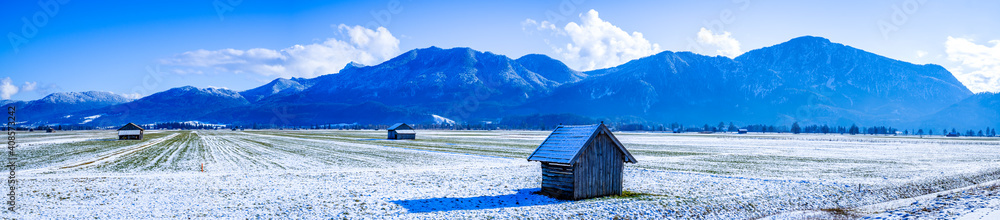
[
  {"left": 3, "top": 91, "right": 135, "bottom": 125},
  {"left": 4, "top": 36, "right": 997, "bottom": 130}
]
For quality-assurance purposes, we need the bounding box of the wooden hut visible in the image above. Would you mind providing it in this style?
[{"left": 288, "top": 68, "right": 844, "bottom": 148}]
[
  {"left": 738, "top": 129, "right": 748, "bottom": 134},
  {"left": 117, "top": 123, "right": 145, "bottom": 140},
  {"left": 527, "top": 123, "right": 637, "bottom": 200},
  {"left": 387, "top": 123, "right": 415, "bottom": 140}
]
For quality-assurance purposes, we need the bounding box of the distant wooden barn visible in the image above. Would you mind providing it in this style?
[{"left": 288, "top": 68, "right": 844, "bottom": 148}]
[
  {"left": 738, "top": 129, "right": 748, "bottom": 134},
  {"left": 117, "top": 123, "right": 144, "bottom": 140},
  {"left": 946, "top": 132, "right": 960, "bottom": 137},
  {"left": 387, "top": 123, "right": 415, "bottom": 140},
  {"left": 527, "top": 123, "right": 637, "bottom": 200}
]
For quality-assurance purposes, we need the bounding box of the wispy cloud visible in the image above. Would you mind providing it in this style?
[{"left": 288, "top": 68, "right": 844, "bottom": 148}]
[
  {"left": 521, "top": 19, "right": 559, "bottom": 34},
  {"left": 523, "top": 9, "right": 661, "bottom": 71},
  {"left": 21, "top": 81, "right": 37, "bottom": 92},
  {"left": 696, "top": 28, "right": 742, "bottom": 58},
  {"left": 944, "top": 36, "right": 1000, "bottom": 93},
  {"left": 162, "top": 24, "right": 400, "bottom": 78},
  {"left": 120, "top": 93, "right": 144, "bottom": 100}
]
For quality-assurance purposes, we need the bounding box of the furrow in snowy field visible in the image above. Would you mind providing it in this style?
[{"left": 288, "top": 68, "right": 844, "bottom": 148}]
[
  {"left": 239, "top": 131, "right": 516, "bottom": 170},
  {"left": 22, "top": 132, "right": 180, "bottom": 174}
]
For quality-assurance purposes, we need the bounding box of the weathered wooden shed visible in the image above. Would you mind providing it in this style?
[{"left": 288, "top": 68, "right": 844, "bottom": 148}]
[
  {"left": 387, "top": 123, "right": 415, "bottom": 140},
  {"left": 527, "top": 123, "right": 637, "bottom": 200},
  {"left": 117, "top": 123, "right": 144, "bottom": 140}
]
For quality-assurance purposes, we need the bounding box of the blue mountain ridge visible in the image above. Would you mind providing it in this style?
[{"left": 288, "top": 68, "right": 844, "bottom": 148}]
[
  {"left": 6, "top": 36, "right": 996, "bottom": 129},
  {"left": 2, "top": 91, "right": 134, "bottom": 124}
]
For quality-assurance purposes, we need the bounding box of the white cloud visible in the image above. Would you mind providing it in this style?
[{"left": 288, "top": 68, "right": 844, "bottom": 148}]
[
  {"left": 916, "top": 50, "right": 928, "bottom": 58},
  {"left": 0, "top": 78, "right": 38, "bottom": 100},
  {"left": 0, "top": 78, "right": 18, "bottom": 100},
  {"left": 524, "top": 9, "right": 661, "bottom": 71},
  {"left": 162, "top": 24, "right": 400, "bottom": 78},
  {"left": 696, "top": 28, "right": 742, "bottom": 58},
  {"left": 944, "top": 36, "right": 1000, "bottom": 93},
  {"left": 21, "top": 81, "right": 37, "bottom": 92}
]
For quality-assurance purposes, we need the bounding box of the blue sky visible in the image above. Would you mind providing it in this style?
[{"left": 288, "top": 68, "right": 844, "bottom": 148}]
[{"left": 2, "top": 0, "right": 999, "bottom": 100}]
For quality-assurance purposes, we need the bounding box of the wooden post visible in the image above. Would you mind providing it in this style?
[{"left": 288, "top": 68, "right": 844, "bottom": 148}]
[{"left": 201, "top": 163, "right": 204, "bottom": 172}]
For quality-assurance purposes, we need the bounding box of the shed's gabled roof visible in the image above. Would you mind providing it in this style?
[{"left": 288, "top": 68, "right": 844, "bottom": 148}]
[
  {"left": 117, "top": 123, "right": 144, "bottom": 131},
  {"left": 527, "top": 124, "right": 637, "bottom": 164},
  {"left": 388, "top": 123, "right": 413, "bottom": 131}
]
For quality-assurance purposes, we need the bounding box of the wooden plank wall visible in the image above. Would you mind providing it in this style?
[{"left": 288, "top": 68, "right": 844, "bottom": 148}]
[
  {"left": 398, "top": 133, "right": 415, "bottom": 139},
  {"left": 572, "top": 133, "right": 624, "bottom": 200},
  {"left": 541, "top": 162, "right": 574, "bottom": 199}
]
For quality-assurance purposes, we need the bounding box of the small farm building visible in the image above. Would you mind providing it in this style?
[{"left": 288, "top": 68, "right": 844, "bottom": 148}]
[
  {"left": 117, "top": 123, "right": 145, "bottom": 140},
  {"left": 527, "top": 123, "right": 637, "bottom": 200},
  {"left": 387, "top": 123, "right": 415, "bottom": 140},
  {"left": 738, "top": 129, "right": 748, "bottom": 134},
  {"left": 946, "top": 132, "right": 960, "bottom": 137}
]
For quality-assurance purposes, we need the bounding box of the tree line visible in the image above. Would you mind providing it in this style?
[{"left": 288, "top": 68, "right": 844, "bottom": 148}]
[
  {"left": 607, "top": 121, "right": 997, "bottom": 137},
  {"left": 10, "top": 120, "right": 1000, "bottom": 138}
]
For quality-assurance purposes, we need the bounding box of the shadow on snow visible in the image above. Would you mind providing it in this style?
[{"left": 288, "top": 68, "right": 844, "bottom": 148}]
[{"left": 391, "top": 188, "right": 565, "bottom": 213}]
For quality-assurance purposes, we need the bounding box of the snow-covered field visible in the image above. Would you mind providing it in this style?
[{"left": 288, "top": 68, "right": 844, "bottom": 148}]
[
  {"left": 862, "top": 182, "right": 1000, "bottom": 219},
  {"left": 3, "top": 130, "right": 999, "bottom": 219}
]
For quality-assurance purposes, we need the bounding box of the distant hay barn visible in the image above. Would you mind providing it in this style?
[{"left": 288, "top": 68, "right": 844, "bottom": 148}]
[
  {"left": 387, "top": 123, "right": 415, "bottom": 140},
  {"left": 117, "top": 123, "right": 145, "bottom": 140},
  {"left": 527, "top": 123, "right": 637, "bottom": 200},
  {"left": 738, "top": 129, "right": 748, "bottom": 134}
]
